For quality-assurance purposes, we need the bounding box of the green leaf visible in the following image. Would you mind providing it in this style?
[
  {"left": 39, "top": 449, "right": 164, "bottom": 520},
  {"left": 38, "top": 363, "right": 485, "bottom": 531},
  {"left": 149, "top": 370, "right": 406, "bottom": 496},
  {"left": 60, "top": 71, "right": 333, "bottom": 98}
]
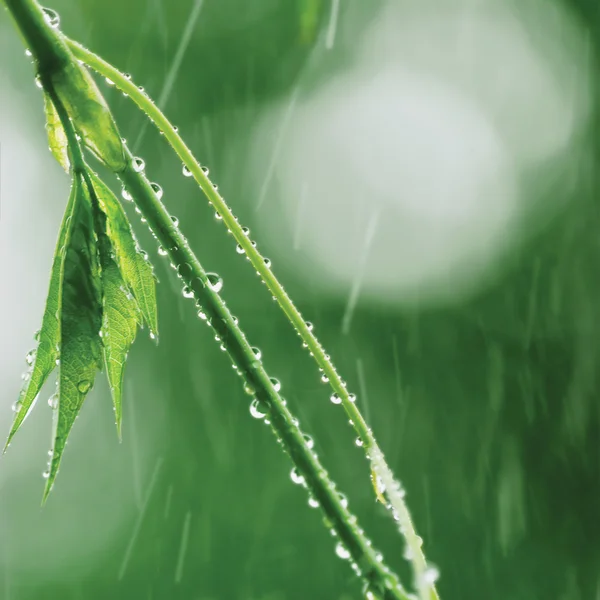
[
  {"left": 99, "top": 260, "right": 138, "bottom": 439},
  {"left": 88, "top": 172, "right": 158, "bottom": 337},
  {"left": 44, "top": 174, "right": 103, "bottom": 501},
  {"left": 51, "top": 61, "right": 125, "bottom": 171},
  {"left": 89, "top": 184, "right": 140, "bottom": 440},
  {"left": 4, "top": 179, "right": 78, "bottom": 452},
  {"left": 43, "top": 92, "right": 70, "bottom": 172}
]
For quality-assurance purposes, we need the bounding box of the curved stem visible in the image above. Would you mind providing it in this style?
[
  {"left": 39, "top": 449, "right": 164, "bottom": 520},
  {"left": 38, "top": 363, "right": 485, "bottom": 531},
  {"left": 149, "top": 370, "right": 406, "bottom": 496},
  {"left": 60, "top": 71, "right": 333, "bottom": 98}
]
[
  {"left": 118, "top": 151, "right": 410, "bottom": 600},
  {"left": 1, "top": 1, "right": 415, "bottom": 595},
  {"left": 66, "top": 39, "right": 439, "bottom": 600}
]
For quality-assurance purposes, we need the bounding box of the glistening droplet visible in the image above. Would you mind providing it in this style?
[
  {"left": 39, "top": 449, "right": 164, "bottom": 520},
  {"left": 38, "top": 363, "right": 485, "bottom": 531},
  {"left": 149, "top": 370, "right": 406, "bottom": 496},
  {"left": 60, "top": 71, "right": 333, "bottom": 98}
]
[{"left": 206, "top": 273, "right": 223, "bottom": 293}]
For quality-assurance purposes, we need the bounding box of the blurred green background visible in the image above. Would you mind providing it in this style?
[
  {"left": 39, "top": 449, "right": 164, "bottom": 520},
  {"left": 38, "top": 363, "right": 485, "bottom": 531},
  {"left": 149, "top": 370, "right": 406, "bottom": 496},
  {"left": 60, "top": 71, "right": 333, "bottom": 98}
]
[{"left": 0, "top": 0, "right": 599, "bottom": 598}]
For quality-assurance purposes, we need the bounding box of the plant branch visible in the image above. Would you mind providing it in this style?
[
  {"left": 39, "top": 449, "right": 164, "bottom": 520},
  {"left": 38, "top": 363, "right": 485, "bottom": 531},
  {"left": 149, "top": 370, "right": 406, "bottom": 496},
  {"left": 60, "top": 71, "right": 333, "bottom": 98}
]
[
  {"left": 65, "top": 38, "right": 439, "bottom": 600},
  {"left": 2, "top": 1, "right": 417, "bottom": 598}
]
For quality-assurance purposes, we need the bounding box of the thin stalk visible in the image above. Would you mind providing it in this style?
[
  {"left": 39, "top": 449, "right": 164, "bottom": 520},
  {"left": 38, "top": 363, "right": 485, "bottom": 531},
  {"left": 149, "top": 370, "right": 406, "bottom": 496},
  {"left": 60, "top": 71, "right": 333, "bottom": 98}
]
[
  {"left": 65, "top": 39, "right": 439, "bottom": 599},
  {"left": 2, "top": 1, "right": 414, "bottom": 597}
]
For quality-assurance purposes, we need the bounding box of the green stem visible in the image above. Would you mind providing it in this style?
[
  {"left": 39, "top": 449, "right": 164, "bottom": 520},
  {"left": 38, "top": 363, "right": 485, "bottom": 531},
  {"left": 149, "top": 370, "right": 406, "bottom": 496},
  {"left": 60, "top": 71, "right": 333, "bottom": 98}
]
[
  {"left": 2, "top": 1, "right": 414, "bottom": 598},
  {"left": 3, "top": 0, "right": 70, "bottom": 75},
  {"left": 119, "top": 154, "right": 410, "bottom": 600},
  {"left": 65, "top": 38, "right": 439, "bottom": 600}
]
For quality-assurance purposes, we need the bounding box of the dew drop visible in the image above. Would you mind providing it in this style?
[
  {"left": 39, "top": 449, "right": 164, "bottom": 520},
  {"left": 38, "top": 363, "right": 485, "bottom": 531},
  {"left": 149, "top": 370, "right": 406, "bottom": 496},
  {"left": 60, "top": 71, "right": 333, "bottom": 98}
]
[
  {"left": 236, "top": 244, "right": 245, "bottom": 255},
  {"left": 25, "top": 49, "right": 32, "bottom": 57},
  {"left": 150, "top": 182, "right": 163, "bottom": 199},
  {"left": 338, "top": 493, "right": 348, "bottom": 509},
  {"left": 25, "top": 349, "right": 36, "bottom": 366},
  {"left": 335, "top": 542, "right": 351, "bottom": 560},
  {"left": 171, "top": 215, "right": 179, "bottom": 227},
  {"left": 182, "top": 286, "right": 194, "bottom": 299},
  {"left": 249, "top": 399, "right": 268, "bottom": 419},
  {"left": 132, "top": 157, "right": 145, "bottom": 172},
  {"left": 202, "top": 166, "right": 209, "bottom": 175},
  {"left": 158, "top": 246, "right": 168, "bottom": 256},
  {"left": 303, "top": 434, "right": 314, "bottom": 449},
  {"left": 214, "top": 212, "right": 223, "bottom": 221},
  {"left": 305, "top": 321, "right": 314, "bottom": 332},
  {"left": 251, "top": 347, "right": 261, "bottom": 360},
  {"left": 355, "top": 437, "right": 364, "bottom": 447},
  {"left": 34, "top": 75, "right": 43, "bottom": 89},
  {"left": 121, "top": 187, "right": 132, "bottom": 201},
  {"left": 197, "top": 309, "right": 207, "bottom": 321},
  {"left": 12, "top": 401, "right": 22, "bottom": 413},
  {"left": 242, "top": 227, "right": 250, "bottom": 235},
  {"left": 270, "top": 378, "right": 281, "bottom": 392},
  {"left": 349, "top": 393, "right": 356, "bottom": 403},
  {"left": 330, "top": 393, "right": 342, "bottom": 405},
  {"left": 182, "top": 164, "right": 193, "bottom": 177},
  {"left": 48, "top": 394, "right": 58, "bottom": 409},
  {"left": 321, "top": 374, "right": 329, "bottom": 384},
  {"left": 42, "top": 7, "right": 60, "bottom": 28},
  {"left": 77, "top": 380, "right": 91, "bottom": 394},
  {"left": 290, "top": 468, "right": 305, "bottom": 485},
  {"left": 105, "top": 77, "right": 115, "bottom": 87},
  {"left": 207, "top": 273, "right": 223, "bottom": 293},
  {"left": 308, "top": 496, "right": 319, "bottom": 508},
  {"left": 244, "top": 382, "right": 255, "bottom": 396},
  {"left": 264, "top": 258, "right": 271, "bottom": 268},
  {"left": 423, "top": 566, "right": 440, "bottom": 585},
  {"left": 42, "top": 469, "right": 50, "bottom": 479}
]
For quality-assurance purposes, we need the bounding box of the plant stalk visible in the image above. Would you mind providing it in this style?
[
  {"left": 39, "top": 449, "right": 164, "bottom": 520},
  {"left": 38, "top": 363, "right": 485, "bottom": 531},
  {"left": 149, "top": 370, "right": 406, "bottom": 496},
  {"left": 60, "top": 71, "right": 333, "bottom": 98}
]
[
  {"left": 64, "top": 38, "right": 438, "bottom": 600},
  {"left": 2, "top": 0, "right": 414, "bottom": 597}
]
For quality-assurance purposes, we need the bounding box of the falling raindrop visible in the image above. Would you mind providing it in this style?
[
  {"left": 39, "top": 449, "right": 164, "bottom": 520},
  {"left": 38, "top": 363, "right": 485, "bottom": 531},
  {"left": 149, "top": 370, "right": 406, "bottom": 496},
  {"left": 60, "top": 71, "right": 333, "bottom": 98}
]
[{"left": 206, "top": 273, "right": 223, "bottom": 293}]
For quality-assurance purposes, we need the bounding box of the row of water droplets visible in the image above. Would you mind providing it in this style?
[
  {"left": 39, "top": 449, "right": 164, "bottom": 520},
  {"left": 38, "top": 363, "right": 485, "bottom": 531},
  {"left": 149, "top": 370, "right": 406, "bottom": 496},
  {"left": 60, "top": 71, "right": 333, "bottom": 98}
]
[
  {"left": 120, "top": 159, "right": 409, "bottom": 596},
  {"left": 97, "top": 53, "right": 433, "bottom": 592}
]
